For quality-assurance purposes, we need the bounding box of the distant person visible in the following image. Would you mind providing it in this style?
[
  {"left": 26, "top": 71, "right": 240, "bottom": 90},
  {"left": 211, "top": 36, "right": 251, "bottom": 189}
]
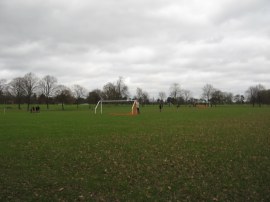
[
  {"left": 36, "top": 106, "right": 40, "bottom": 112},
  {"left": 31, "top": 106, "right": 35, "bottom": 113},
  {"left": 159, "top": 100, "right": 163, "bottom": 112},
  {"left": 136, "top": 100, "right": 140, "bottom": 114}
]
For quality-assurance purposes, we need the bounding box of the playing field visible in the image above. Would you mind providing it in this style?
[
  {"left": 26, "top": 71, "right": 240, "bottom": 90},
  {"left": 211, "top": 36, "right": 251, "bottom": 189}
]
[{"left": 0, "top": 104, "right": 269, "bottom": 201}]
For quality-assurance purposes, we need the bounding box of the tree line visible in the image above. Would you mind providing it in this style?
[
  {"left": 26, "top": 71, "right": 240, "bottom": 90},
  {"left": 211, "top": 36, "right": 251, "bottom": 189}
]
[
  {"left": 200, "top": 83, "right": 270, "bottom": 107},
  {"left": 0, "top": 73, "right": 270, "bottom": 110}
]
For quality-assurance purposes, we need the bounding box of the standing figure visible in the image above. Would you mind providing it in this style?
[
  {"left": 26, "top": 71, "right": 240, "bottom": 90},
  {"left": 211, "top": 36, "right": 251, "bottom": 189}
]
[
  {"left": 136, "top": 100, "right": 140, "bottom": 114},
  {"left": 159, "top": 100, "right": 163, "bottom": 112}
]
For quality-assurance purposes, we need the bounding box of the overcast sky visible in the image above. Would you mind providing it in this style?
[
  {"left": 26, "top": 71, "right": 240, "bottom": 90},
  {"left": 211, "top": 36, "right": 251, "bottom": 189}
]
[{"left": 0, "top": 0, "right": 269, "bottom": 98}]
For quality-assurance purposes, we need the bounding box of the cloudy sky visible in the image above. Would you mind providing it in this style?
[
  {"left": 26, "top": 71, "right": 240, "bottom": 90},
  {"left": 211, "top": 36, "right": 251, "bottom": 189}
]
[{"left": 0, "top": 0, "right": 269, "bottom": 98}]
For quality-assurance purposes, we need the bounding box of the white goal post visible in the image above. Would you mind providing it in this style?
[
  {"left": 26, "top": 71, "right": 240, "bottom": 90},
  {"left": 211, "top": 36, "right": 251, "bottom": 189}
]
[{"left": 94, "top": 100, "right": 137, "bottom": 115}]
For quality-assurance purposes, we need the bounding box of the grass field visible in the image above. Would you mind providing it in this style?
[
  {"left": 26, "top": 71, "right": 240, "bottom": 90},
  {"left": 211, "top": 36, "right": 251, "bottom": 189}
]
[{"left": 0, "top": 104, "right": 269, "bottom": 201}]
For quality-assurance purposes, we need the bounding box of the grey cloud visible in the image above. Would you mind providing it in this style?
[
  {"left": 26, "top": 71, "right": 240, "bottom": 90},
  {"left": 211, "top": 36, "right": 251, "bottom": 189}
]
[{"left": 0, "top": 0, "right": 270, "bottom": 98}]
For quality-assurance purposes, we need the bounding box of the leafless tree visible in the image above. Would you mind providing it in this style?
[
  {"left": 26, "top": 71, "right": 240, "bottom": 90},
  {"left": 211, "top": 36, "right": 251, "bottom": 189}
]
[
  {"left": 23, "top": 72, "right": 39, "bottom": 111},
  {"left": 87, "top": 89, "right": 102, "bottom": 105},
  {"left": 210, "top": 90, "right": 224, "bottom": 106},
  {"left": 182, "top": 89, "right": 192, "bottom": 103},
  {"left": 246, "top": 84, "right": 265, "bottom": 107},
  {"left": 234, "top": 94, "right": 245, "bottom": 104},
  {"left": 101, "top": 77, "right": 129, "bottom": 100},
  {"left": 55, "top": 85, "right": 73, "bottom": 110},
  {"left": 169, "top": 83, "right": 182, "bottom": 105},
  {"left": 259, "top": 89, "right": 270, "bottom": 104},
  {"left": 72, "top": 84, "right": 87, "bottom": 109},
  {"left": 0, "top": 79, "right": 7, "bottom": 104},
  {"left": 116, "top": 76, "right": 129, "bottom": 99},
  {"left": 158, "top": 91, "right": 166, "bottom": 101},
  {"left": 136, "top": 87, "right": 149, "bottom": 105},
  {"left": 223, "top": 92, "right": 233, "bottom": 104},
  {"left": 8, "top": 77, "right": 26, "bottom": 109},
  {"left": 169, "top": 83, "right": 181, "bottom": 100},
  {"left": 136, "top": 87, "right": 143, "bottom": 100},
  {"left": 39, "top": 75, "right": 57, "bottom": 109},
  {"left": 142, "top": 91, "right": 149, "bottom": 104},
  {"left": 202, "top": 84, "right": 215, "bottom": 104},
  {"left": 0, "top": 79, "right": 6, "bottom": 94},
  {"left": 102, "top": 82, "right": 118, "bottom": 100}
]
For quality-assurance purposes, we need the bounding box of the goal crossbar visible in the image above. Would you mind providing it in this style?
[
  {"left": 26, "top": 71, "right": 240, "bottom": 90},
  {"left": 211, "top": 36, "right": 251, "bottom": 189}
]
[{"left": 95, "top": 100, "right": 137, "bottom": 115}]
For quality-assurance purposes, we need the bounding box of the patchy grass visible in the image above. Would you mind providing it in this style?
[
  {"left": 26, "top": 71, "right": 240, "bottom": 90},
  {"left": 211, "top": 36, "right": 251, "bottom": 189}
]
[{"left": 0, "top": 105, "right": 269, "bottom": 201}]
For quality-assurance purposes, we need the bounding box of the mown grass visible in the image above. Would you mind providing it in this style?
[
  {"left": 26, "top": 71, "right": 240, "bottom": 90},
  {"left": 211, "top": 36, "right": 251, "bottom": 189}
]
[{"left": 0, "top": 104, "right": 269, "bottom": 201}]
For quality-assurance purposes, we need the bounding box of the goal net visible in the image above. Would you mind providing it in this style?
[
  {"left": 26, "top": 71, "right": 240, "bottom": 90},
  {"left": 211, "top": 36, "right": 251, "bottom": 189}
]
[{"left": 94, "top": 100, "right": 138, "bottom": 115}]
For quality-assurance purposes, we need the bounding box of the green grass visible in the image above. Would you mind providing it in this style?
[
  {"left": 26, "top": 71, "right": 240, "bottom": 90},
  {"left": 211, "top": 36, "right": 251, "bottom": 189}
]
[{"left": 0, "top": 104, "right": 269, "bottom": 201}]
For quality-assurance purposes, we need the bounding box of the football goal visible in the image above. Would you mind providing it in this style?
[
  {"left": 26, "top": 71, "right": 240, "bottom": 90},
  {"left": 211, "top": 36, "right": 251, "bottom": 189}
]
[{"left": 94, "top": 100, "right": 138, "bottom": 115}]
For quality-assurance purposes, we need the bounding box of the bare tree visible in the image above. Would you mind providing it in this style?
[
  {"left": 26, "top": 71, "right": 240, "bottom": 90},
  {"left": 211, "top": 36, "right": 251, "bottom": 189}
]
[
  {"left": 39, "top": 75, "right": 57, "bottom": 109},
  {"left": 169, "top": 83, "right": 181, "bottom": 100},
  {"left": 87, "top": 89, "right": 102, "bottom": 105},
  {"left": 23, "top": 72, "right": 39, "bottom": 111},
  {"left": 234, "top": 94, "right": 245, "bottom": 104},
  {"left": 246, "top": 84, "right": 265, "bottom": 107},
  {"left": 136, "top": 87, "right": 149, "bottom": 105},
  {"left": 169, "top": 83, "right": 182, "bottom": 105},
  {"left": 116, "top": 76, "right": 129, "bottom": 99},
  {"left": 102, "top": 82, "right": 118, "bottom": 100},
  {"left": 142, "top": 91, "right": 149, "bottom": 104},
  {"left": 0, "top": 79, "right": 6, "bottom": 94},
  {"left": 136, "top": 87, "right": 143, "bottom": 101},
  {"left": 101, "top": 77, "right": 129, "bottom": 100},
  {"left": 223, "top": 92, "right": 233, "bottom": 104},
  {"left": 256, "top": 84, "right": 265, "bottom": 107},
  {"left": 72, "top": 84, "right": 87, "bottom": 109},
  {"left": 158, "top": 91, "right": 166, "bottom": 101},
  {"left": 182, "top": 89, "right": 192, "bottom": 104},
  {"left": 55, "top": 85, "right": 73, "bottom": 110},
  {"left": 8, "top": 77, "right": 26, "bottom": 109},
  {"left": 0, "top": 79, "right": 7, "bottom": 103},
  {"left": 259, "top": 89, "right": 270, "bottom": 104},
  {"left": 202, "top": 84, "right": 215, "bottom": 105},
  {"left": 210, "top": 90, "right": 224, "bottom": 106}
]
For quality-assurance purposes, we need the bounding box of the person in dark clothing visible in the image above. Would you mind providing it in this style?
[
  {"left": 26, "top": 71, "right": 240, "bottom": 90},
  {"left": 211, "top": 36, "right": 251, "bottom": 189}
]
[
  {"left": 159, "top": 100, "right": 163, "bottom": 112},
  {"left": 135, "top": 100, "right": 140, "bottom": 114}
]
